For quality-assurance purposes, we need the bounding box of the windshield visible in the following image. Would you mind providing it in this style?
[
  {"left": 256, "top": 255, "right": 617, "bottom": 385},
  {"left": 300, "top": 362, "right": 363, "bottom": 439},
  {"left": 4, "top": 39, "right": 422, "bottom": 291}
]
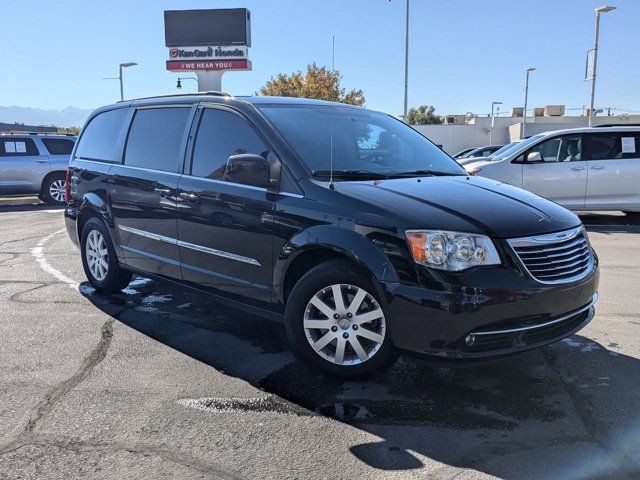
[
  {"left": 492, "top": 135, "right": 545, "bottom": 161},
  {"left": 259, "top": 104, "right": 466, "bottom": 178}
]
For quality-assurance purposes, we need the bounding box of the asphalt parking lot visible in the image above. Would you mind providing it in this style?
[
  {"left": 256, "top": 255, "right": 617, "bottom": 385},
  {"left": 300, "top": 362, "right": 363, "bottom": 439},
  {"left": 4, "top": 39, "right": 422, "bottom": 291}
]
[{"left": 0, "top": 201, "right": 639, "bottom": 479}]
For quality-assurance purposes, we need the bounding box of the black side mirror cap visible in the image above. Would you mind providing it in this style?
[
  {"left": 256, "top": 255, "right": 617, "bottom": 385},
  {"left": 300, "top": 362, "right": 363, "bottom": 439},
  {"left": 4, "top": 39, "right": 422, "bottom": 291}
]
[{"left": 225, "top": 153, "right": 276, "bottom": 189}]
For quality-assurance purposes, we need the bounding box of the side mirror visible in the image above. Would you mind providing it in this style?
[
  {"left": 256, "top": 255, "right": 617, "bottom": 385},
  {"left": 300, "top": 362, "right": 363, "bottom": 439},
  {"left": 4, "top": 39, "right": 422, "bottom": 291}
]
[
  {"left": 527, "top": 151, "right": 542, "bottom": 163},
  {"left": 225, "top": 153, "right": 277, "bottom": 189}
]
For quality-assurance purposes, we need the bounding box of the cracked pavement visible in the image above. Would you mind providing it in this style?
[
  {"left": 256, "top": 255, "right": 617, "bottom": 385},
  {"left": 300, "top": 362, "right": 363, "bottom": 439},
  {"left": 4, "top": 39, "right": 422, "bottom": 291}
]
[{"left": 0, "top": 204, "right": 639, "bottom": 479}]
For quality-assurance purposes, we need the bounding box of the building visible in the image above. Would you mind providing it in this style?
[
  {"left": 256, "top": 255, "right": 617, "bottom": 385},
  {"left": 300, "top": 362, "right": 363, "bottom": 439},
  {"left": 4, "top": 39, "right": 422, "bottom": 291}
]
[{"left": 413, "top": 105, "right": 640, "bottom": 154}]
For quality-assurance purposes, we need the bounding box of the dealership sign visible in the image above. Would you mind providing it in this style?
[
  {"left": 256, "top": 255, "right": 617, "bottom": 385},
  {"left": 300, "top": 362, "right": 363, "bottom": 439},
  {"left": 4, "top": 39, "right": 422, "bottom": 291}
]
[
  {"left": 166, "top": 59, "right": 251, "bottom": 72},
  {"left": 168, "top": 45, "right": 248, "bottom": 60}
]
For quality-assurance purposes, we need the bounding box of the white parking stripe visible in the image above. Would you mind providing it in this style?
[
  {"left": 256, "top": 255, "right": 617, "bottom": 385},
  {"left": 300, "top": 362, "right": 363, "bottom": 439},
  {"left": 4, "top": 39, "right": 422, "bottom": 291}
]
[{"left": 31, "top": 229, "right": 80, "bottom": 291}]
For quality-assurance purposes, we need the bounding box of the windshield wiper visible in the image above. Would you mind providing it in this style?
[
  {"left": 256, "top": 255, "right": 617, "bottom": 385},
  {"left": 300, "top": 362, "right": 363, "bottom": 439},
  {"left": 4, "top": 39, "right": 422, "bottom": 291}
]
[
  {"left": 312, "top": 169, "right": 389, "bottom": 180},
  {"left": 388, "top": 169, "right": 465, "bottom": 177}
]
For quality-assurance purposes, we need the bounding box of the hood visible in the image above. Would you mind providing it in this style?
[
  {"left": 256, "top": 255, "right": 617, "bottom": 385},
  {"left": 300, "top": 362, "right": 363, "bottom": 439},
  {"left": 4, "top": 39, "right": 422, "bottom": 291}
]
[
  {"left": 334, "top": 175, "right": 580, "bottom": 238},
  {"left": 457, "top": 156, "right": 487, "bottom": 166},
  {"left": 462, "top": 158, "right": 494, "bottom": 169}
]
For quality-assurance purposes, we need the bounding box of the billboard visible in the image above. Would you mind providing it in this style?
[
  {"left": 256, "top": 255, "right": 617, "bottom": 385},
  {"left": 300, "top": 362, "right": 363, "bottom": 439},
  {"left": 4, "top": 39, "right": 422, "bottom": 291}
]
[{"left": 164, "top": 9, "right": 251, "bottom": 47}]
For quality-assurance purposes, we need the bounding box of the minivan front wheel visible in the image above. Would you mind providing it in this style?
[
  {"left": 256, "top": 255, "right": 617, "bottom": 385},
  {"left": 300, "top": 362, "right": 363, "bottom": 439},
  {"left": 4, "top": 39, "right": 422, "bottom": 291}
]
[
  {"left": 80, "top": 218, "right": 132, "bottom": 293},
  {"left": 285, "top": 259, "right": 396, "bottom": 377}
]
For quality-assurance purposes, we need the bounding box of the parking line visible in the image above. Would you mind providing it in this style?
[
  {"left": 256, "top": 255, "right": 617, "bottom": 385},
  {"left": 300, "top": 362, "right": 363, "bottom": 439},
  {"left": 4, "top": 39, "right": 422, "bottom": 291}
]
[{"left": 30, "top": 229, "right": 80, "bottom": 291}]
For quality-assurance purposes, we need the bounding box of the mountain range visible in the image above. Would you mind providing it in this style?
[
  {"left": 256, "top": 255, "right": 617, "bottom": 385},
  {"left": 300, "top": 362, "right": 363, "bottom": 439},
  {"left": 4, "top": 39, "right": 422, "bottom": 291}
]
[{"left": 0, "top": 106, "right": 93, "bottom": 128}]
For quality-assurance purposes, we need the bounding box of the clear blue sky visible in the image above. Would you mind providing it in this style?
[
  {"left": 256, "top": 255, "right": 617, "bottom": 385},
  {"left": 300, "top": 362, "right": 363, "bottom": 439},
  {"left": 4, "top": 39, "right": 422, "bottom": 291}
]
[{"left": 1, "top": 0, "right": 638, "bottom": 117}]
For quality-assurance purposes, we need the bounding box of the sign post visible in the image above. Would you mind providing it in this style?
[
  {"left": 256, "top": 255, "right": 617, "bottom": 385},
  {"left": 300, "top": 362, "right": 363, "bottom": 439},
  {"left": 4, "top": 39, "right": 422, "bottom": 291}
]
[{"left": 164, "top": 9, "right": 252, "bottom": 92}]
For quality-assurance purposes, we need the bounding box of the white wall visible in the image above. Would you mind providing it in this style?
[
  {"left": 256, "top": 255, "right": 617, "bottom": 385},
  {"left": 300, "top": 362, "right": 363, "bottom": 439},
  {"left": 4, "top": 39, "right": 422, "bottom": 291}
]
[
  {"left": 413, "top": 124, "right": 508, "bottom": 155},
  {"left": 415, "top": 115, "right": 640, "bottom": 154}
]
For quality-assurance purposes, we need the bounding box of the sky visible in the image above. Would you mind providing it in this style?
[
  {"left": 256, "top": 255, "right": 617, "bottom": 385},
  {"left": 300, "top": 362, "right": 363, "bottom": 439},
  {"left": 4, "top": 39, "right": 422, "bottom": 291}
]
[{"left": 1, "top": 0, "right": 638, "bottom": 117}]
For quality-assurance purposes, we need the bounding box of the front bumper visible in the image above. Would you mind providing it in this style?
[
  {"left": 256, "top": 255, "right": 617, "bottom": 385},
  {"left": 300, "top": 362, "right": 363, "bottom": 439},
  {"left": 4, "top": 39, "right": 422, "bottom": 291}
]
[{"left": 382, "top": 262, "right": 599, "bottom": 359}]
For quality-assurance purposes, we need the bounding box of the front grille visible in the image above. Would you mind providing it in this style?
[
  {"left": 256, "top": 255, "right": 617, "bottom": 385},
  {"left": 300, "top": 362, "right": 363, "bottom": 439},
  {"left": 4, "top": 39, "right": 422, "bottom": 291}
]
[{"left": 507, "top": 227, "right": 594, "bottom": 284}]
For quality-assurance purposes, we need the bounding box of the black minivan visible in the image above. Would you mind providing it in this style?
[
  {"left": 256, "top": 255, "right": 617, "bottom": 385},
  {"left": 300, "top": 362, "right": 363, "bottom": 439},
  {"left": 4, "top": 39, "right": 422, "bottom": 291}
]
[{"left": 65, "top": 93, "right": 599, "bottom": 377}]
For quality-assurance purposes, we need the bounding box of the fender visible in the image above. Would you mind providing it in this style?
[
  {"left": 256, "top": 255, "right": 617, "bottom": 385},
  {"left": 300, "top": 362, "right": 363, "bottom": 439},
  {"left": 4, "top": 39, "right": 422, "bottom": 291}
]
[
  {"left": 77, "top": 192, "right": 125, "bottom": 263},
  {"left": 274, "top": 225, "right": 400, "bottom": 304}
]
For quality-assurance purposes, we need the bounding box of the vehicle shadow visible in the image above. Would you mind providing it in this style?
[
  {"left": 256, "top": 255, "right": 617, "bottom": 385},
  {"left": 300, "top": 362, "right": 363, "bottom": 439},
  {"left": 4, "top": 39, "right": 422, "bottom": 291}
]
[
  {"left": 579, "top": 211, "right": 640, "bottom": 234},
  {"left": 81, "top": 278, "right": 640, "bottom": 479}
]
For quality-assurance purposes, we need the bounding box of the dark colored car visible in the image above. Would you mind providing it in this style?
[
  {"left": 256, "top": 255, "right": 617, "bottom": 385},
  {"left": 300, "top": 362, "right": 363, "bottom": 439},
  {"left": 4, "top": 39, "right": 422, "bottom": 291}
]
[{"left": 65, "top": 93, "right": 599, "bottom": 377}]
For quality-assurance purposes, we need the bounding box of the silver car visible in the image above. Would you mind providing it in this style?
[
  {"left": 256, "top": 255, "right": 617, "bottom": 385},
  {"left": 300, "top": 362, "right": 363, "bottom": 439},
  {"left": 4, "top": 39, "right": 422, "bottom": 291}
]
[{"left": 0, "top": 134, "right": 76, "bottom": 204}]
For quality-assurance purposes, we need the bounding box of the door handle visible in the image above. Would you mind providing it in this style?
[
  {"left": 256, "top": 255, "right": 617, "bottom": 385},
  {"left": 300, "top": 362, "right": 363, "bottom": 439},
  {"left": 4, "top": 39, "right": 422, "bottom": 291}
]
[
  {"left": 570, "top": 166, "right": 585, "bottom": 171},
  {"left": 591, "top": 165, "right": 605, "bottom": 170},
  {"left": 179, "top": 191, "right": 200, "bottom": 203},
  {"left": 154, "top": 188, "right": 172, "bottom": 197},
  {"left": 35, "top": 159, "right": 48, "bottom": 164}
]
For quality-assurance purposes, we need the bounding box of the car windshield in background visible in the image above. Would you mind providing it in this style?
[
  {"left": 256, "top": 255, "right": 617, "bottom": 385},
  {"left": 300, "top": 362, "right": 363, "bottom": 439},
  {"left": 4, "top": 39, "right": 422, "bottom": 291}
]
[
  {"left": 259, "top": 104, "right": 466, "bottom": 178},
  {"left": 492, "top": 134, "right": 545, "bottom": 161}
]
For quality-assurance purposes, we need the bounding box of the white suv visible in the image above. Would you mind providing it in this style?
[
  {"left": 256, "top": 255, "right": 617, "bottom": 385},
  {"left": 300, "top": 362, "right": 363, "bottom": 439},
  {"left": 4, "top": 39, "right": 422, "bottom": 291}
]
[{"left": 464, "top": 127, "right": 640, "bottom": 214}]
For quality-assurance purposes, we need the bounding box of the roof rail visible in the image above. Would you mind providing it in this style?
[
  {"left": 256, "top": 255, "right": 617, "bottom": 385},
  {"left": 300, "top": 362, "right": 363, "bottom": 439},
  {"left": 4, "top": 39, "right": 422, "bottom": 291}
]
[
  {"left": 118, "top": 91, "right": 232, "bottom": 103},
  {"left": 593, "top": 123, "right": 640, "bottom": 128},
  {"left": 27, "top": 132, "right": 76, "bottom": 136}
]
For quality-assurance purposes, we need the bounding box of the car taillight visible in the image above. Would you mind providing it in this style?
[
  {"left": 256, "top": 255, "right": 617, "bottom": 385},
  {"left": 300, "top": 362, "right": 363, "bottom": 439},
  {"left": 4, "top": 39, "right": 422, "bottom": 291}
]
[
  {"left": 65, "top": 168, "right": 71, "bottom": 203},
  {"left": 468, "top": 168, "right": 481, "bottom": 175}
]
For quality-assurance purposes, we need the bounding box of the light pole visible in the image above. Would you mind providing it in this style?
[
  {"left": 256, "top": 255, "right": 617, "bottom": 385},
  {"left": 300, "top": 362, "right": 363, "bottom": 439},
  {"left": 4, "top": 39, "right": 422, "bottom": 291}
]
[
  {"left": 588, "top": 5, "right": 616, "bottom": 127},
  {"left": 403, "top": 0, "right": 410, "bottom": 121},
  {"left": 522, "top": 67, "right": 535, "bottom": 138},
  {"left": 489, "top": 101, "right": 502, "bottom": 145},
  {"left": 118, "top": 62, "right": 137, "bottom": 101}
]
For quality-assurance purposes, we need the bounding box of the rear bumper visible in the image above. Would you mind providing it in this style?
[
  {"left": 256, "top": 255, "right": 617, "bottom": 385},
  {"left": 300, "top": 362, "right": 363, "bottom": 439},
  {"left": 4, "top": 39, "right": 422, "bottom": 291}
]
[
  {"left": 64, "top": 206, "right": 80, "bottom": 248},
  {"left": 382, "top": 263, "right": 599, "bottom": 359}
]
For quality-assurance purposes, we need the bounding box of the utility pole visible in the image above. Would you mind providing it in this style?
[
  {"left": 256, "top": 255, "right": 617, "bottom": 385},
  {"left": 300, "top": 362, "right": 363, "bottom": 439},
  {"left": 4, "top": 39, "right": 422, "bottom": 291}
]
[{"left": 403, "top": 0, "right": 410, "bottom": 121}]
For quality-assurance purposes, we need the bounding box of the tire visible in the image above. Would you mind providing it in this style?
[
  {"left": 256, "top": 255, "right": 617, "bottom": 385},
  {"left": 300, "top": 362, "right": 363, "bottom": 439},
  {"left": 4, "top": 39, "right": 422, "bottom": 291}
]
[
  {"left": 80, "top": 218, "right": 132, "bottom": 293},
  {"left": 41, "top": 173, "right": 67, "bottom": 205},
  {"left": 285, "top": 259, "right": 397, "bottom": 378}
]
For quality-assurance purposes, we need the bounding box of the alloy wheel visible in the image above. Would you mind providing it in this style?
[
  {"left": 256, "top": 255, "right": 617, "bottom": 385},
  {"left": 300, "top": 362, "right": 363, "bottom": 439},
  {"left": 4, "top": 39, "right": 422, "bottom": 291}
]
[
  {"left": 303, "top": 283, "right": 386, "bottom": 365},
  {"left": 49, "top": 180, "right": 66, "bottom": 202},
  {"left": 85, "top": 230, "right": 109, "bottom": 281}
]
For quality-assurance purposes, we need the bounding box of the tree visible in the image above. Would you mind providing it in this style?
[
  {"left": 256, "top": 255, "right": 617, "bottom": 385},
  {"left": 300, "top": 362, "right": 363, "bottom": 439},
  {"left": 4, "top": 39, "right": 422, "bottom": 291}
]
[
  {"left": 406, "top": 105, "right": 443, "bottom": 125},
  {"left": 257, "top": 63, "right": 365, "bottom": 106}
]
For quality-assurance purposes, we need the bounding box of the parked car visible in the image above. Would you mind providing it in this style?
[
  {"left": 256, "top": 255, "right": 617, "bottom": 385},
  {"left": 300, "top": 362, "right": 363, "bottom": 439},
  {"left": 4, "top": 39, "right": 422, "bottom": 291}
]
[
  {"left": 456, "top": 145, "right": 504, "bottom": 160},
  {"left": 65, "top": 94, "right": 598, "bottom": 377},
  {"left": 457, "top": 141, "right": 521, "bottom": 166},
  {"left": 464, "top": 127, "right": 640, "bottom": 215},
  {"left": 0, "top": 133, "right": 76, "bottom": 204},
  {"left": 452, "top": 147, "right": 476, "bottom": 159}
]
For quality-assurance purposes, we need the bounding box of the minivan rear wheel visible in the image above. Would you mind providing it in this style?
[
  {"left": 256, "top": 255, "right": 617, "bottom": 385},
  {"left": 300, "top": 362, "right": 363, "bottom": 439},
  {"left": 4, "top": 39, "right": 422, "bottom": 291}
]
[
  {"left": 81, "top": 218, "right": 132, "bottom": 293},
  {"left": 285, "top": 259, "right": 396, "bottom": 377}
]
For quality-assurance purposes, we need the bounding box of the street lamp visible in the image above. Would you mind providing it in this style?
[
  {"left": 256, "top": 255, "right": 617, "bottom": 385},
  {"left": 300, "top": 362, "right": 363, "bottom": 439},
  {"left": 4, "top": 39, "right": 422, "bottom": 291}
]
[
  {"left": 118, "top": 62, "right": 137, "bottom": 101},
  {"left": 105, "top": 62, "right": 138, "bottom": 101},
  {"left": 176, "top": 77, "right": 197, "bottom": 90},
  {"left": 588, "top": 5, "right": 616, "bottom": 127},
  {"left": 522, "top": 67, "right": 536, "bottom": 138},
  {"left": 489, "top": 101, "right": 502, "bottom": 145}
]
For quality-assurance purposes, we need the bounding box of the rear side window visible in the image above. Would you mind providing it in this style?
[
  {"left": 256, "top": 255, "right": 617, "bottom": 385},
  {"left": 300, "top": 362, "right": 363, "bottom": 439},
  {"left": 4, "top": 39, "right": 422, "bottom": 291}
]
[
  {"left": 124, "top": 108, "right": 190, "bottom": 173},
  {"left": 0, "top": 138, "right": 39, "bottom": 156},
  {"left": 75, "top": 108, "right": 127, "bottom": 162},
  {"left": 585, "top": 133, "right": 640, "bottom": 160},
  {"left": 42, "top": 138, "right": 75, "bottom": 155},
  {"left": 190, "top": 109, "right": 269, "bottom": 180}
]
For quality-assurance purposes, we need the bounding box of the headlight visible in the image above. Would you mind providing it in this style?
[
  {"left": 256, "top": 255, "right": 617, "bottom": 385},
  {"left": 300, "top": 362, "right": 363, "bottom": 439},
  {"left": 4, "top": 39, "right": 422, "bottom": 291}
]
[{"left": 405, "top": 230, "right": 500, "bottom": 271}]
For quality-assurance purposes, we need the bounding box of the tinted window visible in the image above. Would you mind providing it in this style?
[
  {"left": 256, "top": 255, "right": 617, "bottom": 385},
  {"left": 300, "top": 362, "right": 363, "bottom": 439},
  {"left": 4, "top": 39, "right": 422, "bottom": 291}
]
[
  {"left": 75, "top": 108, "right": 127, "bottom": 162},
  {"left": 0, "top": 138, "right": 39, "bottom": 156},
  {"left": 526, "top": 135, "right": 582, "bottom": 163},
  {"left": 42, "top": 138, "right": 75, "bottom": 155},
  {"left": 586, "top": 133, "right": 640, "bottom": 160},
  {"left": 259, "top": 105, "right": 464, "bottom": 176},
  {"left": 124, "top": 107, "right": 190, "bottom": 173},
  {"left": 190, "top": 109, "right": 269, "bottom": 180}
]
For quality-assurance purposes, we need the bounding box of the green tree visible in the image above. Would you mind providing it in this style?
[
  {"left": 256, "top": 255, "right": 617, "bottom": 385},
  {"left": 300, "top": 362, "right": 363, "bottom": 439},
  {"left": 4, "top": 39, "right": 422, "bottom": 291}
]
[
  {"left": 406, "top": 105, "right": 443, "bottom": 125},
  {"left": 257, "top": 63, "right": 365, "bottom": 106}
]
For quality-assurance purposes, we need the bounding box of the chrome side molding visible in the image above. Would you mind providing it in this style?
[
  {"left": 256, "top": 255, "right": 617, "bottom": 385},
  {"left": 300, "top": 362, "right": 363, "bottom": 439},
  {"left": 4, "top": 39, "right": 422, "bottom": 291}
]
[{"left": 117, "top": 224, "right": 261, "bottom": 266}]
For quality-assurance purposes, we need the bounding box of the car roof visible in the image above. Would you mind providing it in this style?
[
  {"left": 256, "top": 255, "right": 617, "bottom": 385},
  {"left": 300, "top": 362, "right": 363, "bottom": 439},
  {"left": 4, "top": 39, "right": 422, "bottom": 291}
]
[
  {"left": 0, "top": 133, "right": 76, "bottom": 139},
  {"left": 536, "top": 126, "right": 640, "bottom": 137}
]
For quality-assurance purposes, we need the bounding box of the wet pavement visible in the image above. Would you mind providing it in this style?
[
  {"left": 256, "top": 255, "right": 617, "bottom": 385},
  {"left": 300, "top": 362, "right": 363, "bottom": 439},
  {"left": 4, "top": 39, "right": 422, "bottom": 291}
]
[{"left": 0, "top": 204, "right": 639, "bottom": 479}]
